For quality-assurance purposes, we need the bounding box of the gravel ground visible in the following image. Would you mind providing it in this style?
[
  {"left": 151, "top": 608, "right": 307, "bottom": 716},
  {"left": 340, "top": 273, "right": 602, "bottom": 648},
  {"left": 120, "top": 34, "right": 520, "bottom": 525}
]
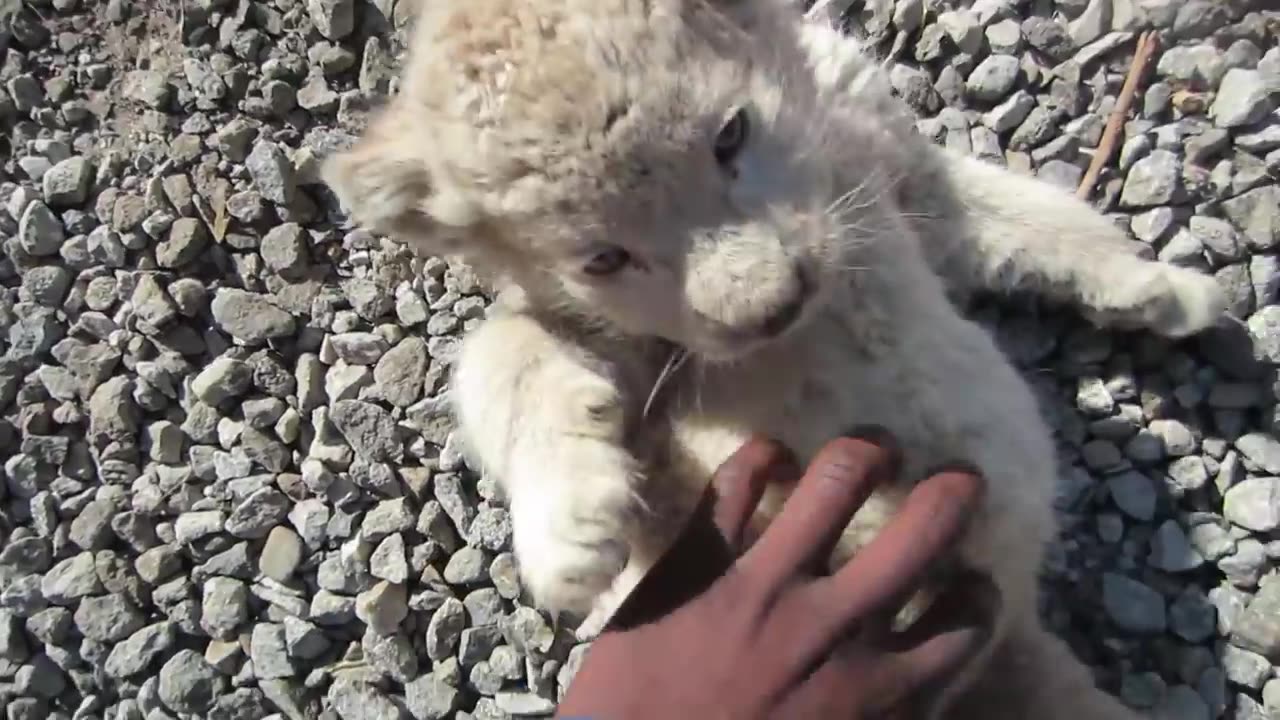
[{"left": 0, "top": 0, "right": 1277, "bottom": 718}]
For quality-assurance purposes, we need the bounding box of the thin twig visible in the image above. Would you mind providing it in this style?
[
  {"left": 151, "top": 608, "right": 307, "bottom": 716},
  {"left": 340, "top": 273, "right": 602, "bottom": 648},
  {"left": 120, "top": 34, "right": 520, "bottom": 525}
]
[{"left": 1075, "top": 31, "right": 1161, "bottom": 201}]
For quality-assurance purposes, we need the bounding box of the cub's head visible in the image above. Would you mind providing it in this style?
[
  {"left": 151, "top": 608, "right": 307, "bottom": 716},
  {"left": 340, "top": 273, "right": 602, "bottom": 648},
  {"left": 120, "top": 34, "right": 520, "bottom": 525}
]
[{"left": 325, "top": 0, "right": 903, "bottom": 362}]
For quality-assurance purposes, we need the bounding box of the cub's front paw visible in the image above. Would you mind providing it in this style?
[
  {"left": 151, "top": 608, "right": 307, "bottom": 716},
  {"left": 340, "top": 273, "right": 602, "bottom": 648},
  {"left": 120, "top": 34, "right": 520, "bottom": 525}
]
[
  {"left": 518, "top": 529, "right": 631, "bottom": 619},
  {"left": 508, "top": 441, "right": 642, "bottom": 618},
  {"left": 1087, "top": 264, "right": 1227, "bottom": 338}
]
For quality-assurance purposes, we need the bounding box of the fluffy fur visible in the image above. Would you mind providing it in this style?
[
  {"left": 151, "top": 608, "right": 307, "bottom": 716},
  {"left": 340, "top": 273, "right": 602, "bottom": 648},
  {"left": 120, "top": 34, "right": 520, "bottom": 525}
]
[{"left": 323, "top": 1, "right": 1227, "bottom": 717}]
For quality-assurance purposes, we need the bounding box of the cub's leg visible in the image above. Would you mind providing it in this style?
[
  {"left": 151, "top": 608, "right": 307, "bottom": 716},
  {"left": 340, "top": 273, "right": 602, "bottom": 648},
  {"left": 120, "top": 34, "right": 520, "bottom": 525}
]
[
  {"left": 922, "top": 148, "right": 1227, "bottom": 339},
  {"left": 943, "top": 612, "right": 1149, "bottom": 720},
  {"left": 451, "top": 309, "right": 645, "bottom": 619},
  {"left": 790, "top": 6, "right": 1224, "bottom": 337}
]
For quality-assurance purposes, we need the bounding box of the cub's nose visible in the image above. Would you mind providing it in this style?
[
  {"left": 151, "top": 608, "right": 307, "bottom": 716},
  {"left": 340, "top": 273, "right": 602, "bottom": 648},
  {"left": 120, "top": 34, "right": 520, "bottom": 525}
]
[{"left": 759, "top": 267, "right": 812, "bottom": 338}]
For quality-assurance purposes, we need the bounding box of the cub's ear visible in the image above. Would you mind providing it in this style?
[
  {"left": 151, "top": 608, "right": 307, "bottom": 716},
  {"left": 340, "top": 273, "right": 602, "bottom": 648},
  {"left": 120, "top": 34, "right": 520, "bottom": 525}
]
[{"left": 321, "top": 105, "right": 472, "bottom": 256}]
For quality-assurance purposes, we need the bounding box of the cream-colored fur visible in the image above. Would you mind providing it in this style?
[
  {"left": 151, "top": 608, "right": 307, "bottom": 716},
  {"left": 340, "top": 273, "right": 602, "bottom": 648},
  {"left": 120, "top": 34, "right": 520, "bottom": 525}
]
[{"left": 322, "top": 1, "right": 1227, "bottom": 718}]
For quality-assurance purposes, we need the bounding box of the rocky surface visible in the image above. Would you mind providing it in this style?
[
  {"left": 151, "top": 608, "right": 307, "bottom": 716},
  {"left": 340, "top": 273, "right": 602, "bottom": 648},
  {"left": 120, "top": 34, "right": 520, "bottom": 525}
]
[{"left": 0, "top": 0, "right": 1277, "bottom": 718}]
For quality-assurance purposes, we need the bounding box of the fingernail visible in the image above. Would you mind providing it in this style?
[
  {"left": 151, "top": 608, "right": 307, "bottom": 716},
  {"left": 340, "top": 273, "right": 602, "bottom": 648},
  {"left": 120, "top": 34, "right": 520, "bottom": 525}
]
[
  {"left": 844, "top": 425, "right": 903, "bottom": 476},
  {"left": 844, "top": 424, "right": 895, "bottom": 445},
  {"left": 923, "top": 461, "right": 983, "bottom": 479}
]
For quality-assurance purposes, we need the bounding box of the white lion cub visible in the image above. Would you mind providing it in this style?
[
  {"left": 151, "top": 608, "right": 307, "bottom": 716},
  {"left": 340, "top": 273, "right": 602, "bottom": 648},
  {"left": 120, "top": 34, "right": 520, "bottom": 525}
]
[{"left": 324, "top": 0, "right": 1226, "bottom": 716}]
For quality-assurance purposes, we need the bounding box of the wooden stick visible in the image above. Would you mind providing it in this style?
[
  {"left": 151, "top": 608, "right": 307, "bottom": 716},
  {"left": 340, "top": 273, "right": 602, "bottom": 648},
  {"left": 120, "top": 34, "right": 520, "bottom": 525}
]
[{"left": 1075, "top": 31, "right": 1161, "bottom": 201}]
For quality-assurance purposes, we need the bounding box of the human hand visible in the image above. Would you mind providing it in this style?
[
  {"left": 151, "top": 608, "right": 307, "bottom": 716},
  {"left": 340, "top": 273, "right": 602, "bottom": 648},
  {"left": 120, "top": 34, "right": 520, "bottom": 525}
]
[{"left": 555, "top": 431, "right": 999, "bottom": 719}]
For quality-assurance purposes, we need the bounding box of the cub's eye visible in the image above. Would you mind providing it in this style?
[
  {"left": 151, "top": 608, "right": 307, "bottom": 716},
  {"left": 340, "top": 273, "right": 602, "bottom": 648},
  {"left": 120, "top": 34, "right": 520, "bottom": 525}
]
[
  {"left": 714, "top": 108, "right": 749, "bottom": 166},
  {"left": 584, "top": 247, "right": 632, "bottom": 276}
]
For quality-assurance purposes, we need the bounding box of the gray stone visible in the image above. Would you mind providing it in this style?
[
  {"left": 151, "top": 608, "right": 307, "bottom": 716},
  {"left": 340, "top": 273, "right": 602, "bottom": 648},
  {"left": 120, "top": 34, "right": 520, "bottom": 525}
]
[
  {"left": 374, "top": 337, "right": 429, "bottom": 408},
  {"left": 201, "top": 577, "right": 249, "bottom": 640},
  {"left": 284, "top": 615, "right": 331, "bottom": 659},
  {"left": 18, "top": 201, "right": 65, "bottom": 256},
  {"left": 246, "top": 141, "right": 298, "bottom": 206},
  {"left": 1153, "top": 685, "right": 1210, "bottom": 720},
  {"left": 362, "top": 627, "right": 418, "bottom": 681},
  {"left": 1223, "top": 477, "right": 1280, "bottom": 532},
  {"left": 329, "top": 332, "right": 390, "bottom": 365},
  {"left": 0, "top": 610, "right": 29, "bottom": 661},
  {"left": 1188, "top": 521, "right": 1236, "bottom": 561},
  {"left": 22, "top": 266, "right": 72, "bottom": 307},
  {"left": 1168, "top": 588, "right": 1216, "bottom": 643},
  {"left": 504, "top": 606, "right": 555, "bottom": 654},
  {"left": 1221, "top": 185, "right": 1280, "bottom": 251},
  {"left": 370, "top": 533, "right": 409, "bottom": 584},
  {"left": 1211, "top": 69, "right": 1276, "bottom": 129},
  {"left": 261, "top": 223, "right": 309, "bottom": 275},
  {"left": 157, "top": 217, "right": 208, "bottom": 268},
  {"left": 240, "top": 427, "right": 291, "bottom": 472},
  {"left": 983, "top": 90, "right": 1035, "bottom": 133},
  {"left": 1263, "top": 679, "right": 1279, "bottom": 715},
  {"left": 1236, "top": 433, "right": 1280, "bottom": 474},
  {"left": 1157, "top": 45, "right": 1226, "bottom": 88},
  {"left": 1120, "top": 149, "right": 1182, "bottom": 208},
  {"left": 938, "top": 10, "right": 982, "bottom": 54},
  {"left": 495, "top": 692, "right": 556, "bottom": 716},
  {"left": 444, "top": 547, "right": 490, "bottom": 585},
  {"left": 1248, "top": 305, "right": 1280, "bottom": 363},
  {"left": 467, "top": 507, "right": 512, "bottom": 553},
  {"left": 406, "top": 672, "right": 461, "bottom": 720},
  {"left": 211, "top": 288, "right": 297, "bottom": 344},
  {"left": 1220, "top": 534, "right": 1268, "bottom": 584},
  {"left": 251, "top": 622, "right": 296, "bottom": 679},
  {"left": 226, "top": 487, "right": 291, "bottom": 539},
  {"left": 1148, "top": 519, "right": 1204, "bottom": 572},
  {"left": 192, "top": 357, "right": 254, "bottom": 405},
  {"left": 309, "top": 0, "right": 356, "bottom": 40},
  {"left": 425, "top": 598, "right": 466, "bottom": 661},
  {"left": 1021, "top": 16, "right": 1073, "bottom": 61},
  {"left": 331, "top": 399, "right": 401, "bottom": 461},
  {"left": 1230, "top": 581, "right": 1280, "bottom": 660},
  {"left": 261, "top": 526, "right": 304, "bottom": 581},
  {"left": 1067, "top": 0, "right": 1109, "bottom": 46},
  {"left": 459, "top": 624, "right": 504, "bottom": 667},
  {"left": 69, "top": 498, "right": 116, "bottom": 550},
  {"left": 1166, "top": 455, "right": 1210, "bottom": 492},
  {"left": 1107, "top": 470, "right": 1156, "bottom": 521},
  {"left": 73, "top": 594, "right": 145, "bottom": 643},
  {"left": 326, "top": 676, "right": 406, "bottom": 720},
  {"left": 104, "top": 622, "right": 176, "bottom": 678},
  {"left": 41, "top": 157, "right": 92, "bottom": 207},
  {"left": 356, "top": 581, "right": 409, "bottom": 635},
  {"left": 1221, "top": 643, "right": 1272, "bottom": 690},
  {"left": 123, "top": 69, "right": 172, "bottom": 108},
  {"left": 966, "top": 55, "right": 1020, "bottom": 102},
  {"left": 41, "top": 552, "right": 102, "bottom": 605},
  {"left": 1150, "top": 419, "right": 1196, "bottom": 456},
  {"left": 1102, "top": 573, "right": 1166, "bottom": 634},
  {"left": 158, "top": 649, "right": 226, "bottom": 714}
]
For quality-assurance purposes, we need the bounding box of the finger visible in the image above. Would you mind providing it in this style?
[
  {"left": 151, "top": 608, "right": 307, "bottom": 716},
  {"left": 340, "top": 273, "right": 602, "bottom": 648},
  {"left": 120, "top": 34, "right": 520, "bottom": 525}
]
[
  {"left": 710, "top": 435, "right": 798, "bottom": 549},
  {"left": 808, "top": 468, "right": 984, "bottom": 632},
  {"left": 863, "top": 624, "right": 989, "bottom": 717},
  {"left": 882, "top": 568, "right": 1001, "bottom": 655},
  {"left": 768, "top": 656, "right": 865, "bottom": 719},
  {"left": 739, "top": 434, "right": 900, "bottom": 590},
  {"left": 868, "top": 570, "right": 1001, "bottom": 718},
  {"left": 801, "top": 427, "right": 904, "bottom": 575}
]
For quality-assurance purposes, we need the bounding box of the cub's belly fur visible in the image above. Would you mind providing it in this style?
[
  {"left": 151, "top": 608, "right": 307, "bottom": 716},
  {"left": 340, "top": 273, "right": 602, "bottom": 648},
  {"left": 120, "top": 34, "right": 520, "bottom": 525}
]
[{"left": 648, "top": 301, "right": 1059, "bottom": 631}]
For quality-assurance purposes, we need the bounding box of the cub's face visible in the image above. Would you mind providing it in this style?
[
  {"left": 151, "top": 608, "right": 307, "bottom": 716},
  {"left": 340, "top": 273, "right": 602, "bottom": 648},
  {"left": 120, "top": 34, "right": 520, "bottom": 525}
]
[{"left": 325, "top": 0, "right": 899, "bottom": 362}]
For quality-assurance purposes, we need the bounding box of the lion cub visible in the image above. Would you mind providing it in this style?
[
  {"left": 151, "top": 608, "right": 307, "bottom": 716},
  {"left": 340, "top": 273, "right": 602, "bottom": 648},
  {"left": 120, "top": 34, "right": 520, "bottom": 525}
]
[{"left": 324, "top": 0, "right": 1225, "bottom": 716}]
